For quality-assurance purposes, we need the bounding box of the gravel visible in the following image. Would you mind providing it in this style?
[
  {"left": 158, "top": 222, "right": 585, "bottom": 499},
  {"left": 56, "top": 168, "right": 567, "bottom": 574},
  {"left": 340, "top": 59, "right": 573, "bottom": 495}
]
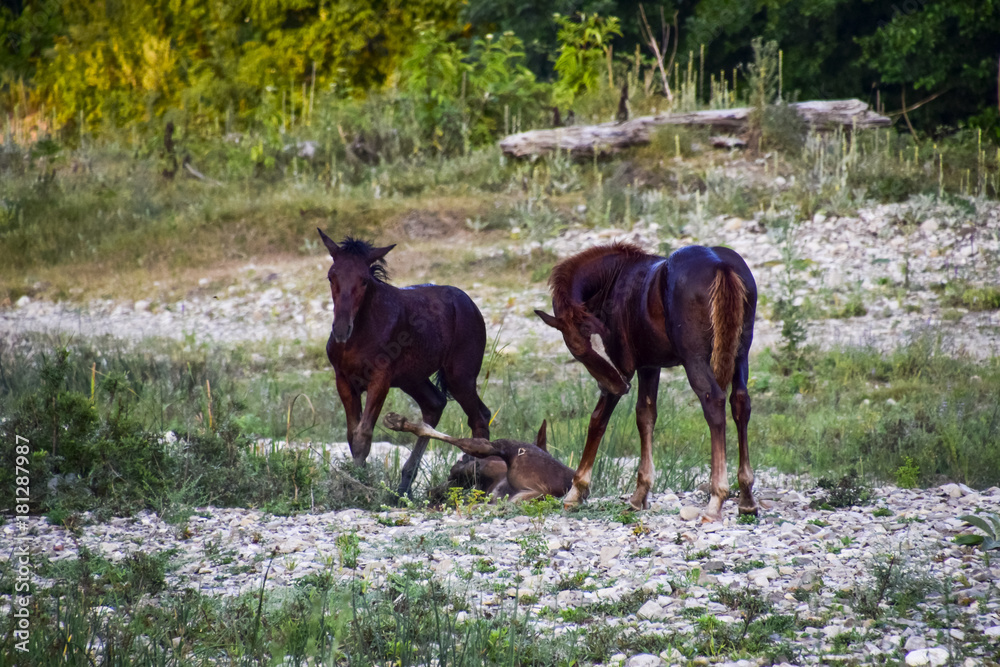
[{"left": 6, "top": 482, "right": 1000, "bottom": 665}]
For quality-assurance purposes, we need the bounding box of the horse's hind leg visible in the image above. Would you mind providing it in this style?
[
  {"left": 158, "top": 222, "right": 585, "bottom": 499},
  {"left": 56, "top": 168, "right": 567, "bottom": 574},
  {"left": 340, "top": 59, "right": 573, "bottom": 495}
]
[
  {"left": 683, "top": 359, "right": 729, "bottom": 522},
  {"left": 630, "top": 367, "right": 660, "bottom": 510},
  {"left": 730, "top": 354, "right": 758, "bottom": 515},
  {"left": 444, "top": 371, "right": 491, "bottom": 440},
  {"left": 396, "top": 379, "right": 447, "bottom": 498}
]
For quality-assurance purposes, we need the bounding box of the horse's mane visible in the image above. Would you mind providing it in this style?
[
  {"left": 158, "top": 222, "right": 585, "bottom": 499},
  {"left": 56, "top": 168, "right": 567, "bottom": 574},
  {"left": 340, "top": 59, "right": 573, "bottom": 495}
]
[
  {"left": 549, "top": 242, "right": 649, "bottom": 324},
  {"left": 339, "top": 236, "right": 390, "bottom": 283}
]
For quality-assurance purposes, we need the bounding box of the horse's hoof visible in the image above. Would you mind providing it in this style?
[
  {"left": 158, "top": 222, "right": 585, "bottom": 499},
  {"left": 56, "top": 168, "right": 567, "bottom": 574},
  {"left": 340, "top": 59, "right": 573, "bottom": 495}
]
[
  {"left": 563, "top": 485, "right": 588, "bottom": 509},
  {"left": 738, "top": 504, "right": 760, "bottom": 516},
  {"left": 628, "top": 492, "right": 650, "bottom": 511},
  {"left": 382, "top": 412, "right": 405, "bottom": 430}
]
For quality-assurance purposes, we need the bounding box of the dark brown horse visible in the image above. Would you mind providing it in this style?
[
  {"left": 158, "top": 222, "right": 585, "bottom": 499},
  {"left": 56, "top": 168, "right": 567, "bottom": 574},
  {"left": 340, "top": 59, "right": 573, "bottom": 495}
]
[
  {"left": 536, "top": 243, "right": 757, "bottom": 521},
  {"left": 383, "top": 412, "right": 574, "bottom": 502},
  {"left": 318, "top": 229, "right": 491, "bottom": 497}
]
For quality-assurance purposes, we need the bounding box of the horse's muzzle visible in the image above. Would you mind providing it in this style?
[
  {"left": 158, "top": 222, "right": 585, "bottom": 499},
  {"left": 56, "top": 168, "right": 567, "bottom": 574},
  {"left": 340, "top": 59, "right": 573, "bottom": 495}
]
[{"left": 332, "top": 321, "right": 353, "bottom": 343}]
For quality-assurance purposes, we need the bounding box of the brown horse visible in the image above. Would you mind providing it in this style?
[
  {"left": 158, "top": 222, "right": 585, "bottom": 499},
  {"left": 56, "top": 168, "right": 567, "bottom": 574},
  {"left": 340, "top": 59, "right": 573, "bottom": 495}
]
[
  {"left": 383, "top": 412, "right": 574, "bottom": 502},
  {"left": 318, "top": 229, "right": 491, "bottom": 497},
  {"left": 535, "top": 243, "right": 757, "bottom": 521}
]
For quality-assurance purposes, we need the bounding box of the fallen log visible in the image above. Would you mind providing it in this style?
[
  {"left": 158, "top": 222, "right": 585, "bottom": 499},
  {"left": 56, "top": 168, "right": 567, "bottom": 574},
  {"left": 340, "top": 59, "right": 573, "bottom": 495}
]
[{"left": 499, "top": 99, "right": 891, "bottom": 158}]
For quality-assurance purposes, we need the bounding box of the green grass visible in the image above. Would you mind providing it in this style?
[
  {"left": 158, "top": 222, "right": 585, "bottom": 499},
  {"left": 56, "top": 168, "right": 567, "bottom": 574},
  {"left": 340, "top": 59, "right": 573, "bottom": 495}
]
[{"left": 3, "top": 331, "right": 999, "bottom": 521}]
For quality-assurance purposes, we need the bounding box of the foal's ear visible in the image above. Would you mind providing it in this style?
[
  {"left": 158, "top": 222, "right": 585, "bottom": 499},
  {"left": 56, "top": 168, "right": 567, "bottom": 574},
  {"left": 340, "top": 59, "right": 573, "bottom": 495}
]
[
  {"left": 579, "top": 313, "right": 609, "bottom": 339},
  {"left": 366, "top": 244, "right": 396, "bottom": 264},
  {"left": 317, "top": 228, "right": 340, "bottom": 257},
  {"left": 535, "top": 419, "right": 548, "bottom": 452},
  {"left": 534, "top": 310, "right": 563, "bottom": 331}
]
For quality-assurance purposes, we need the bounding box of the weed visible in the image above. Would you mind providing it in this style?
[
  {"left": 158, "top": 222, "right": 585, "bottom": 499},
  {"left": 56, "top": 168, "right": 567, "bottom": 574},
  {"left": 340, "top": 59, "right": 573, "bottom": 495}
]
[
  {"left": 942, "top": 283, "right": 1000, "bottom": 311},
  {"left": 732, "top": 559, "right": 766, "bottom": 574},
  {"left": 335, "top": 530, "right": 360, "bottom": 569},
  {"left": 555, "top": 570, "right": 591, "bottom": 591},
  {"left": 521, "top": 494, "right": 562, "bottom": 525},
  {"left": 894, "top": 456, "right": 921, "bottom": 488},
  {"left": 810, "top": 471, "right": 873, "bottom": 509},
  {"left": 852, "top": 552, "right": 931, "bottom": 619},
  {"left": 474, "top": 558, "right": 497, "bottom": 574}
]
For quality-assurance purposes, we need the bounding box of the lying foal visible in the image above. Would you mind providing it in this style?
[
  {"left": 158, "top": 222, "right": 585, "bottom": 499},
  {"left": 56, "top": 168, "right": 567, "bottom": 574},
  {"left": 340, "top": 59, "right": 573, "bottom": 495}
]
[{"left": 382, "top": 412, "right": 574, "bottom": 502}]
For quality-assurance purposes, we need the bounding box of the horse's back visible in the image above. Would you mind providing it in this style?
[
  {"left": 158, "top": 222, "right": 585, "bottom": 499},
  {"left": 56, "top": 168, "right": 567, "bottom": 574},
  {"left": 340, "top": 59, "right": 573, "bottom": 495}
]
[
  {"left": 666, "top": 245, "right": 755, "bottom": 297},
  {"left": 396, "top": 282, "right": 487, "bottom": 363},
  {"left": 664, "top": 245, "right": 756, "bottom": 356}
]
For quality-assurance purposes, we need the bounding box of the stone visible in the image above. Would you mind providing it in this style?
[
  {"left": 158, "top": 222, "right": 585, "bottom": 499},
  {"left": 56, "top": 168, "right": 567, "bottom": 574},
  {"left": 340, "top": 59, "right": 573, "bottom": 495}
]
[
  {"left": 600, "top": 545, "right": 622, "bottom": 566},
  {"left": 940, "top": 483, "right": 964, "bottom": 498},
  {"left": 626, "top": 654, "right": 664, "bottom": 667},
  {"left": 637, "top": 599, "right": 666, "bottom": 620},
  {"left": 679, "top": 506, "right": 701, "bottom": 521},
  {"left": 905, "top": 648, "right": 949, "bottom": 666}
]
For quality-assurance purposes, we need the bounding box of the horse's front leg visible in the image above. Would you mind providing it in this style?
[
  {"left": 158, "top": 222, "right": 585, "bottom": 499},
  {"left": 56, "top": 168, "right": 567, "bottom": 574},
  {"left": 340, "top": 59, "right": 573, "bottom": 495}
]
[
  {"left": 335, "top": 371, "right": 363, "bottom": 464},
  {"left": 352, "top": 375, "right": 391, "bottom": 466},
  {"left": 564, "top": 390, "right": 622, "bottom": 509},
  {"left": 630, "top": 367, "right": 660, "bottom": 510}
]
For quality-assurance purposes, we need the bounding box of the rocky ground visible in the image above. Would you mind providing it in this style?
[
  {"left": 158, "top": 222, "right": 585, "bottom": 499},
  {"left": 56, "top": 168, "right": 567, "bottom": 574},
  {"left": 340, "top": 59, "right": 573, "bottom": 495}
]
[
  {"left": 8, "top": 479, "right": 1000, "bottom": 666},
  {"left": 4, "top": 194, "right": 1000, "bottom": 665}
]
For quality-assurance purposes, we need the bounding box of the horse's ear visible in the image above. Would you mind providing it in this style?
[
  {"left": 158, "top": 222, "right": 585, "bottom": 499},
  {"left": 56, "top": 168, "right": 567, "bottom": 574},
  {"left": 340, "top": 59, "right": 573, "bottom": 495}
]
[
  {"left": 318, "top": 228, "right": 339, "bottom": 257},
  {"left": 535, "top": 419, "right": 548, "bottom": 452},
  {"left": 366, "top": 244, "right": 395, "bottom": 264},
  {"left": 535, "top": 310, "right": 564, "bottom": 331},
  {"left": 580, "top": 313, "right": 609, "bottom": 339}
]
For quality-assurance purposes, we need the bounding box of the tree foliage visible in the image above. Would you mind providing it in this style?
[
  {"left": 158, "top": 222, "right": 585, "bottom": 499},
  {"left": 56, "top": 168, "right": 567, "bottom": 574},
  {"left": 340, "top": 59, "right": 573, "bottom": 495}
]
[{"left": 1, "top": 0, "right": 997, "bottom": 141}]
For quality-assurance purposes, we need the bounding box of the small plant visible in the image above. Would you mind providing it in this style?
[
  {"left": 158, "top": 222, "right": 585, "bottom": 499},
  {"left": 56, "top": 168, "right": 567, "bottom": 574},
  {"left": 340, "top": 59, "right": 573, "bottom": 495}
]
[
  {"left": 955, "top": 512, "right": 1000, "bottom": 550},
  {"left": 852, "top": 552, "right": 930, "bottom": 619},
  {"left": 556, "top": 570, "right": 591, "bottom": 591},
  {"left": 335, "top": 530, "right": 360, "bottom": 569},
  {"left": 737, "top": 513, "right": 759, "bottom": 525},
  {"left": 712, "top": 585, "right": 775, "bottom": 646},
  {"left": 873, "top": 507, "right": 893, "bottom": 517},
  {"left": 515, "top": 534, "right": 550, "bottom": 574},
  {"left": 894, "top": 456, "right": 920, "bottom": 488},
  {"left": 732, "top": 559, "right": 766, "bottom": 574},
  {"left": 446, "top": 486, "right": 489, "bottom": 516},
  {"left": 522, "top": 495, "right": 562, "bottom": 525},
  {"left": 810, "top": 471, "right": 873, "bottom": 509},
  {"left": 474, "top": 558, "right": 497, "bottom": 574}
]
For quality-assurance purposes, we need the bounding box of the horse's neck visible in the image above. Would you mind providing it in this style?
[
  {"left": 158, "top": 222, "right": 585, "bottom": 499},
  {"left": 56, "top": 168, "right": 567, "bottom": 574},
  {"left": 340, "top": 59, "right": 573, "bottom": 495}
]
[
  {"left": 578, "top": 255, "right": 652, "bottom": 313},
  {"left": 357, "top": 281, "right": 397, "bottom": 325}
]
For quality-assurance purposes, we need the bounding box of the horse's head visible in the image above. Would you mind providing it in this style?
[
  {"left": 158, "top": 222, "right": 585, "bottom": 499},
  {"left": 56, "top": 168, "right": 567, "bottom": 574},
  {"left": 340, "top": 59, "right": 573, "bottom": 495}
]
[
  {"left": 318, "top": 228, "right": 395, "bottom": 343},
  {"left": 534, "top": 309, "right": 631, "bottom": 396}
]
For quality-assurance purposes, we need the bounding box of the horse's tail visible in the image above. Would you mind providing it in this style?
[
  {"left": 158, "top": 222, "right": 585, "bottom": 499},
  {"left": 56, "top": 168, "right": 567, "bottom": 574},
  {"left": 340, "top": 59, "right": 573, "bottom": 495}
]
[
  {"left": 433, "top": 370, "right": 453, "bottom": 400},
  {"left": 708, "top": 266, "right": 748, "bottom": 391}
]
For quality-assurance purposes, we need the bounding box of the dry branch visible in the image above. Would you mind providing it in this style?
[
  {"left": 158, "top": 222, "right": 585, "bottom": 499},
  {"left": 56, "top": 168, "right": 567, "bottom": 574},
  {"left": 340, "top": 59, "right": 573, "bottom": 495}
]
[{"left": 499, "top": 99, "right": 891, "bottom": 158}]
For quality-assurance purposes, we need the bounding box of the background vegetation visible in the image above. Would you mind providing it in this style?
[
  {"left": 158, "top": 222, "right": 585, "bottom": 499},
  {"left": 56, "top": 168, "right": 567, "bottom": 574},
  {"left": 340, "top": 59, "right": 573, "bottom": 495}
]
[{"left": 2, "top": 0, "right": 999, "bottom": 147}]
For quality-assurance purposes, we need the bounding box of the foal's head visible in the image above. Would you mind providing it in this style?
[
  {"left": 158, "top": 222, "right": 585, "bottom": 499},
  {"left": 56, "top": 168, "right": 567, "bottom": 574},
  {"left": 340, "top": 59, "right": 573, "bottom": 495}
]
[
  {"left": 535, "top": 309, "right": 631, "bottom": 396},
  {"left": 318, "top": 228, "right": 395, "bottom": 343}
]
